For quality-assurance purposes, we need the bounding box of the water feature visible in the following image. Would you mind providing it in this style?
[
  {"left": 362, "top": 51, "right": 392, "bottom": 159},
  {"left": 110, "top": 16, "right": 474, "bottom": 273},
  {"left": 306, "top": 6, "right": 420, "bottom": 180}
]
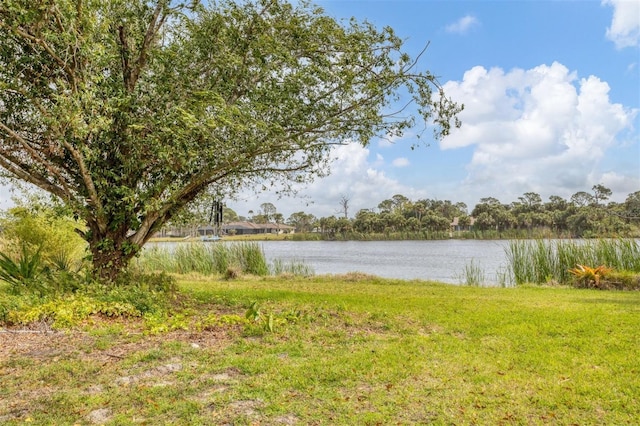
[
  {"left": 258, "top": 240, "right": 510, "bottom": 284},
  {"left": 149, "top": 239, "right": 512, "bottom": 284}
]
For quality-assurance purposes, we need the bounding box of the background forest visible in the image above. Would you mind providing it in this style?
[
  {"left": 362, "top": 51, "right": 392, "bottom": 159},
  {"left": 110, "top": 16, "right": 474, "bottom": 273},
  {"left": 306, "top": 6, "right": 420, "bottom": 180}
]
[{"left": 167, "top": 185, "right": 640, "bottom": 240}]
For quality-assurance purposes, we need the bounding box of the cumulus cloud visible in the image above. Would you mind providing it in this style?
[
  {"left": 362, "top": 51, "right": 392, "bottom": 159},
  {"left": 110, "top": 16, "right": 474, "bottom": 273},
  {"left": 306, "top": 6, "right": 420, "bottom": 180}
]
[
  {"left": 392, "top": 157, "right": 410, "bottom": 167},
  {"left": 228, "top": 143, "right": 425, "bottom": 218},
  {"left": 440, "top": 61, "right": 639, "bottom": 202},
  {"left": 603, "top": 0, "right": 640, "bottom": 48},
  {"left": 445, "top": 15, "right": 479, "bottom": 35}
]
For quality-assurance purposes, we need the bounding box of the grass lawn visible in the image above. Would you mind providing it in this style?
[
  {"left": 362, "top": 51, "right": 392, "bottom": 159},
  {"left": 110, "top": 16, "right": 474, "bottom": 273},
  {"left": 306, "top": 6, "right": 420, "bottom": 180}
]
[{"left": 1, "top": 275, "right": 639, "bottom": 425}]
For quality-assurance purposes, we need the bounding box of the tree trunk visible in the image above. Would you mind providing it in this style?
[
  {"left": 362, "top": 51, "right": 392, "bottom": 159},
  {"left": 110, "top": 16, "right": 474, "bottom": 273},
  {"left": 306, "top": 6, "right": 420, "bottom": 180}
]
[{"left": 88, "top": 231, "right": 140, "bottom": 283}]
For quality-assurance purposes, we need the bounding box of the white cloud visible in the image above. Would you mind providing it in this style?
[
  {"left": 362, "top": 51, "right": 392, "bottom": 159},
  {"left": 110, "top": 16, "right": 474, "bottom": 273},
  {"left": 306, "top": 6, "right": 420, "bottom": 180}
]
[
  {"left": 392, "top": 157, "right": 410, "bottom": 167},
  {"left": 227, "top": 144, "right": 426, "bottom": 218},
  {"left": 440, "top": 61, "right": 639, "bottom": 203},
  {"left": 603, "top": 0, "right": 640, "bottom": 48},
  {"left": 445, "top": 15, "right": 479, "bottom": 35}
]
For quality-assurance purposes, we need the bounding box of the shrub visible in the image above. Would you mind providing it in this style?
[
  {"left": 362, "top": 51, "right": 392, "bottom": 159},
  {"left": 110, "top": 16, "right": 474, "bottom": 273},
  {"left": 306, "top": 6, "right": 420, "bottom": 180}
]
[
  {"left": 0, "top": 205, "right": 88, "bottom": 273},
  {"left": 568, "top": 264, "right": 613, "bottom": 289}
]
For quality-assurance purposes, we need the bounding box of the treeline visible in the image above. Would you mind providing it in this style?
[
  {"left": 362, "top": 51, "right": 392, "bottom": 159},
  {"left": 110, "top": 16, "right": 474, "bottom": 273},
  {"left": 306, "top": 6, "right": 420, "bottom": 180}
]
[{"left": 285, "top": 186, "right": 640, "bottom": 239}]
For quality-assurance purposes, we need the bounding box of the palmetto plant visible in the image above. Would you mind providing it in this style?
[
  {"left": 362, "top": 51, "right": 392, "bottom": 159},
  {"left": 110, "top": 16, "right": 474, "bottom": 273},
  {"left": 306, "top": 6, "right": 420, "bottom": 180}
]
[{"left": 0, "top": 244, "right": 46, "bottom": 294}]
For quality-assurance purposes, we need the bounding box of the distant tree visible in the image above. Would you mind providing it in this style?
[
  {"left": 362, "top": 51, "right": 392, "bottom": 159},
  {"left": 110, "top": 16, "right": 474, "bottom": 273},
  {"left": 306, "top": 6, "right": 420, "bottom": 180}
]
[
  {"left": 260, "top": 203, "right": 277, "bottom": 222},
  {"left": 592, "top": 184, "right": 612, "bottom": 206},
  {"left": 391, "top": 194, "right": 410, "bottom": 210},
  {"left": 570, "top": 191, "right": 594, "bottom": 208},
  {"left": 252, "top": 214, "right": 269, "bottom": 224},
  {"left": 377, "top": 199, "right": 394, "bottom": 214},
  {"left": 546, "top": 195, "right": 569, "bottom": 211},
  {"left": 518, "top": 192, "right": 543, "bottom": 211},
  {"left": 287, "top": 211, "right": 316, "bottom": 233},
  {"left": 623, "top": 191, "right": 640, "bottom": 222},
  {"left": 337, "top": 195, "right": 350, "bottom": 219},
  {"left": 272, "top": 213, "right": 284, "bottom": 225},
  {"left": 223, "top": 207, "right": 239, "bottom": 223}
]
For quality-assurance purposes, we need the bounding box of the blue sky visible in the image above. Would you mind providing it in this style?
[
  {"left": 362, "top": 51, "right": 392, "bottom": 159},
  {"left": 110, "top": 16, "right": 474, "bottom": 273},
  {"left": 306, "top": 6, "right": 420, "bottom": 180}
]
[
  {"left": 230, "top": 0, "right": 640, "bottom": 219},
  {"left": 1, "top": 0, "right": 638, "bottom": 220}
]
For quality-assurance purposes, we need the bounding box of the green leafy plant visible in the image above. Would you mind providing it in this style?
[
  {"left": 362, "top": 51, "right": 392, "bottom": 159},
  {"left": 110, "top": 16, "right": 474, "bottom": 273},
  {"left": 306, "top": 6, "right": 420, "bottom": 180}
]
[
  {"left": 245, "top": 301, "right": 276, "bottom": 332},
  {"left": 0, "top": 244, "right": 47, "bottom": 294}
]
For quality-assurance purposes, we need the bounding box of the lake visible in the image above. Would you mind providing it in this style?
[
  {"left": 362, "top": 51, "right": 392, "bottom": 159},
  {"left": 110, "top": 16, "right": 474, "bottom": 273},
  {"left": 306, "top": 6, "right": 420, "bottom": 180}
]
[
  {"left": 245, "top": 240, "right": 511, "bottom": 284},
  {"left": 149, "top": 239, "right": 513, "bottom": 284}
]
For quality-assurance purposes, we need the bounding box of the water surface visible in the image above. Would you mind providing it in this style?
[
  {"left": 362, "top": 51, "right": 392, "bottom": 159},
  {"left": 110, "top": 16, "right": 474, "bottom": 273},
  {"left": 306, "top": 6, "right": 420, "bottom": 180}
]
[{"left": 255, "top": 240, "right": 510, "bottom": 284}]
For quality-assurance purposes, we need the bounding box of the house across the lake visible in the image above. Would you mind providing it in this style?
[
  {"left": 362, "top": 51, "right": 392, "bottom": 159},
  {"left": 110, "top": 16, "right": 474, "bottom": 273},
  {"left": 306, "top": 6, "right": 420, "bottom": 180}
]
[
  {"left": 221, "top": 221, "right": 295, "bottom": 235},
  {"left": 450, "top": 216, "right": 476, "bottom": 232}
]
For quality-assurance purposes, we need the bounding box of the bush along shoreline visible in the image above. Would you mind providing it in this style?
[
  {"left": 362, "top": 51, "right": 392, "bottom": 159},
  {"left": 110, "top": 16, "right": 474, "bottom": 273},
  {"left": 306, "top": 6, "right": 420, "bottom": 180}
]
[{"left": 504, "top": 238, "right": 640, "bottom": 289}]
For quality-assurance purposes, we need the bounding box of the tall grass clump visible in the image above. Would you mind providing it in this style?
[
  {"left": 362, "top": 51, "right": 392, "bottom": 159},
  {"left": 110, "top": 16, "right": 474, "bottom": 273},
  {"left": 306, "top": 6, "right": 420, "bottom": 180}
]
[
  {"left": 229, "top": 242, "right": 269, "bottom": 276},
  {"left": 506, "top": 238, "right": 640, "bottom": 285},
  {"left": 138, "top": 242, "right": 270, "bottom": 276},
  {"left": 174, "top": 243, "right": 216, "bottom": 274},
  {"left": 457, "top": 259, "right": 486, "bottom": 286},
  {"left": 270, "top": 258, "right": 315, "bottom": 277}
]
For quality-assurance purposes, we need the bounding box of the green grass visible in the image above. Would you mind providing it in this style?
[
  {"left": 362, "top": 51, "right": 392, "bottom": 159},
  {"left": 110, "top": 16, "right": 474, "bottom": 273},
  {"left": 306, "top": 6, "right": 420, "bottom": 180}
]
[{"left": 1, "top": 275, "right": 639, "bottom": 424}]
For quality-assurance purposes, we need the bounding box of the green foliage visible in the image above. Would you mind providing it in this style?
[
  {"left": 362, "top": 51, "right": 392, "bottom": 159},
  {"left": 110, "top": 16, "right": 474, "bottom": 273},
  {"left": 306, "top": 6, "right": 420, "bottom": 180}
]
[
  {"left": 603, "top": 270, "right": 640, "bottom": 290},
  {"left": 0, "top": 205, "right": 87, "bottom": 272},
  {"left": 0, "top": 200, "right": 89, "bottom": 295},
  {"left": 1, "top": 268, "right": 180, "bottom": 329},
  {"left": 198, "top": 313, "right": 248, "bottom": 330},
  {"left": 0, "top": 243, "right": 89, "bottom": 297},
  {"left": 245, "top": 301, "right": 277, "bottom": 333},
  {"left": 293, "top": 187, "right": 639, "bottom": 241},
  {"left": 4, "top": 294, "right": 141, "bottom": 329},
  {"left": 0, "top": 244, "right": 45, "bottom": 291},
  {"left": 143, "top": 311, "right": 192, "bottom": 334}
]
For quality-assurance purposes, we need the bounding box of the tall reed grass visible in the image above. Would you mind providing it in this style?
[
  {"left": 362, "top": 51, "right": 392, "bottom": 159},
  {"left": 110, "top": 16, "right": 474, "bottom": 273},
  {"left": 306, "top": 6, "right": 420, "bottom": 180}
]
[
  {"left": 270, "top": 258, "right": 315, "bottom": 277},
  {"left": 457, "top": 259, "right": 486, "bottom": 286},
  {"left": 137, "top": 242, "right": 269, "bottom": 276},
  {"left": 137, "top": 242, "right": 313, "bottom": 277},
  {"left": 506, "top": 239, "right": 640, "bottom": 285}
]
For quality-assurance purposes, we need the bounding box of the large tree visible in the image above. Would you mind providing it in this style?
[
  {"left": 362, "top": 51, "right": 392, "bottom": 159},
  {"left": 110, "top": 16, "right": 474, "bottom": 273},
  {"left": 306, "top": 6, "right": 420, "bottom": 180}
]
[{"left": 0, "top": 0, "right": 461, "bottom": 281}]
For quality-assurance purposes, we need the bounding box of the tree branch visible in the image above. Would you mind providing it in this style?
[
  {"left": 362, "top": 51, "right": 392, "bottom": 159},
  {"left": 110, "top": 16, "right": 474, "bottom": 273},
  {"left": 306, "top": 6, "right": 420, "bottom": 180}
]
[{"left": 4, "top": 24, "right": 79, "bottom": 93}]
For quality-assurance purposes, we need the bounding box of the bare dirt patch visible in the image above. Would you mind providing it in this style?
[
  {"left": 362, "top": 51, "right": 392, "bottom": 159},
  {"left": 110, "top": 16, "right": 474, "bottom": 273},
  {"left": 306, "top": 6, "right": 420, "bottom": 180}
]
[{"left": 0, "top": 327, "right": 236, "bottom": 363}]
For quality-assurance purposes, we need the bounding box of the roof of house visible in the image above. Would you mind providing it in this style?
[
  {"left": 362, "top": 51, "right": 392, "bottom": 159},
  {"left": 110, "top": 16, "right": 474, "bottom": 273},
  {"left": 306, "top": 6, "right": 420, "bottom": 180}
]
[
  {"left": 450, "top": 216, "right": 476, "bottom": 226},
  {"left": 221, "top": 221, "right": 294, "bottom": 230}
]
